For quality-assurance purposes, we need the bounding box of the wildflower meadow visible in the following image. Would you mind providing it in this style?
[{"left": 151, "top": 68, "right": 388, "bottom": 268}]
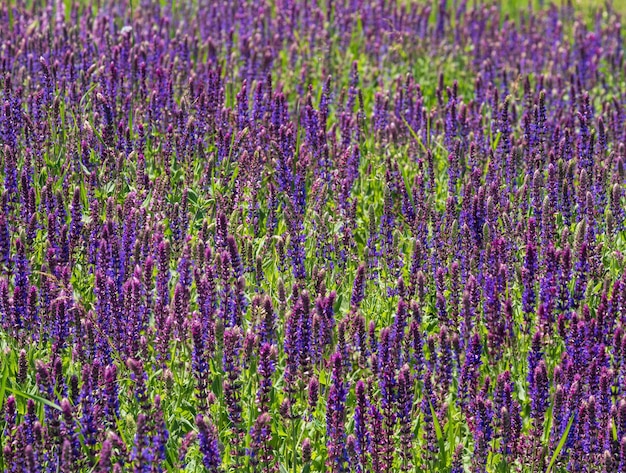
[{"left": 1, "top": 0, "right": 626, "bottom": 472}]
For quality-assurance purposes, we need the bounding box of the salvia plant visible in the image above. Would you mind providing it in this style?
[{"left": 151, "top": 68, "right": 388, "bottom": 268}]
[{"left": 1, "top": 0, "right": 626, "bottom": 472}]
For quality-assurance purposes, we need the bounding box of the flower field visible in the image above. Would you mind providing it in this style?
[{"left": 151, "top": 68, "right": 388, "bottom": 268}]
[{"left": 1, "top": 0, "right": 626, "bottom": 471}]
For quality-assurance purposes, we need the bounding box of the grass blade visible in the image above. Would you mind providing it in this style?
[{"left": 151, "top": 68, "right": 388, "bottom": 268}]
[
  {"left": 429, "top": 400, "right": 447, "bottom": 467},
  {"left": 5, "top": 386, "right": 62, "bottom": 412},
  {"left": 546, "top": 414, "right": 575, "bottom": 473}
]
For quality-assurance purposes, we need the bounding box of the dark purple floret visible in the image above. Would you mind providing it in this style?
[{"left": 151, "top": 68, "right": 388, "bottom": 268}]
[
  {"left": 326, "top": 351, "right": 348, "bottom": 473},
  {"left": 196, "top": 415, "right": 221, "bottom": 473},
  {"left": 351, "top": 263, "right": 366, "bottom": 308},
  {"left": 530, "top": 360, "right": 549, "bottom": 430}
]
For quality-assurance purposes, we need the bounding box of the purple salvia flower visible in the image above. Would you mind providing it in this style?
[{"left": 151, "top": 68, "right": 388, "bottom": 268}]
[
  {"left": 351, "top": 263, "right": 366, "bottom": 309},
  {"left": 573, "top": 240, "right": 590, "bottom": 306},
  {"left": 0, "top": 213, "right": 10, "bottom": 274},
  {"left": 99, "top": 439, "right": 114, "bottom": 473},
  {"left": 522, "top": 218, "right": 538, "bottom": 315},
  {"left": 256, "top": 342, "right": 276, "bottom": 412},
  {"left": 308, "top": 376, "right": 319, "bottom": 415},
  {"left": 152, "top": 396, "right": 169, "bottom": 469},
  {"left": 302, "top": 437, "right": 312, "bottom": 465},
  {"left": 12, "top": 238, "right": 29, "bottom": 331},
  {"left": 69, "top": 187, "right": 82, "bottom": 250},
  {"left": 420, "top": 370, "right": 439, "bottom": 469},
  {"left": 132, "top": 413, "right": 153, "bottom": 473},
  {"left": 378, "top": 326, "right": 397, "bottom": 416},
  {"left": 4, "top": 395, "right": 16, "bottom": 440},
  {"left": 527, "top": 330, "right": 543, "bottom": 392},
  {"left": 283, "top": 303, "right": 299, "bottom": 394},
  {"left": 248, "top": 412, "right": 275, "bottom": 471},
  {"left": 222, "top": 326, "right": 244, "bottom": 454},
  {"left": 326, "top": 351, "right": 348, "bottom": 473},
  {"left": 368, "top": 400, "right": 386, "bottom": 473},
  {"left": 316, "top": 291, "right": 336, "bottom": 349},
  {"left": 471, "top": 395, "right": 493, "bottom": 473},
  {"left": 459, "top": 333, "right": 482, "bottom": 411},
  {"left": 551, "top": 384, "right": 567, "bottom": 449},
  {"left": 236, "top": 80, "right": 249, "bottom": 131},
  {"left": 172, "top": 281, "right": 189, "bottom": 340},
  {"left": 178, "top": 431, "right": 196, "bottom": 470},
  {"left": 103, "top": 364, "right": 120, "bottom": 428},
  {"left": 191, "top": 313, "right": 210, "bottom": 408},
  {"left": 397, "top": 364, "right": 414, "bottom": 471},
  {"left": 226, "top": 235, "right": 244, "bottom": 279},
  {"left": 451, "top": 444, "right": 464, "bottom": 473},
  {"left": 127, "top": 358, "right": 149, "bottom": 411},
  {"left": 79, "top": 363, "right": 101, "bottom": 456},
  {"left": 353, "top": 380, "right": 368, "bottom": 473},
  {"left": 619, "top": 436, "right": 626, "bottom": 472},
  {"left": 436, "top": 326, "right": 453, "bottom": 402},
  {"left": 297, "top": 290, "right": 312, "bottom": 376},
  {"left": 260, "top": 296, "right": 276, "bottom": 345},
  {"left": 3, "top": 147, "right": 18, "bottom": 202},
  {"left": 530, "top": 360, "right": 549, "bottom": 434},
  {"left": 60, "top": 398, "right": 81, "bottom": 465},
  {"left": 60, "top": 439, "right": 74, "bottom": 473}
]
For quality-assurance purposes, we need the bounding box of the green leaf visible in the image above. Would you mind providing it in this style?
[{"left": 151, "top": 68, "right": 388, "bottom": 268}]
[
  {"left": 5, "top": 386, "right": 62, "bottom": 412},
  {"left": 491, "top": 131, "right": 502, "bottom": 152}
]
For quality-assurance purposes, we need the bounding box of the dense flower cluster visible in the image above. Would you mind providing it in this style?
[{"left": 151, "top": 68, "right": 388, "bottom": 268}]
[{"left": 1, "top": 0, "right": 626, "bottom": 471}]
